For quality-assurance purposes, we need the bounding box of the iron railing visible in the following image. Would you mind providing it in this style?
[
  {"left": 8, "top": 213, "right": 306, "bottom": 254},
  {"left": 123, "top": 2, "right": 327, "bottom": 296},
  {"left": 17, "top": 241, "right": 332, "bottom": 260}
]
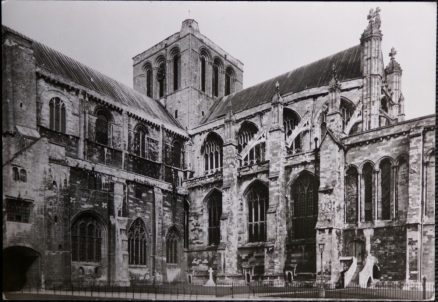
[{"left": 8, "top": 278, "right": 435, "bottom": 301}]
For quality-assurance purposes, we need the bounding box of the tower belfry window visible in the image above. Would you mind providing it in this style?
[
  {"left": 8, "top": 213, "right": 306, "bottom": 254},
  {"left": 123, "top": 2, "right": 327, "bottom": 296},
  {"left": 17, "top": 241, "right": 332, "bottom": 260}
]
[
  {"left": 173, "top": 53, "right": 180, "bottom": 91},
  {"left": 157, "top": 62, "right": 166, "bottom": 98},
  {"left": 225, "top": 67, "right": 235, "bottom": 96},
  {"left": 145, "top": 67, "right": 153, "bottom": 98},
  {"left": 201, "top": 56, "right": 206, "bottom": 92}
]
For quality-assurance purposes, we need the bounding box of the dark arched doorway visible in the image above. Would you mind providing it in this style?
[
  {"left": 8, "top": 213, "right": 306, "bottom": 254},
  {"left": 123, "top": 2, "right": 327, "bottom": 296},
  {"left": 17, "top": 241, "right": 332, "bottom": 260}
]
[{"left": 3, "top": 246, "right": 40, "bottom": 291}]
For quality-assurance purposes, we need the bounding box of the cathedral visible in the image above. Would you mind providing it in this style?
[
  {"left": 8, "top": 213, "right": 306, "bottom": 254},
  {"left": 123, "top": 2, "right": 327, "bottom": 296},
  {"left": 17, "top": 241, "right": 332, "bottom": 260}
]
[{"left": 2, "top": 7, "right": 435, "bottom": 291}]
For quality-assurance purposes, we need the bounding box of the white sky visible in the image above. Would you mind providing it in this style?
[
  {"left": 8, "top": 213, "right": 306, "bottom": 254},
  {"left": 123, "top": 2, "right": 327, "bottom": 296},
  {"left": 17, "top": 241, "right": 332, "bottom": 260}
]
[{"left": 2, "top": 1, "right": 436, "bottom": 120}]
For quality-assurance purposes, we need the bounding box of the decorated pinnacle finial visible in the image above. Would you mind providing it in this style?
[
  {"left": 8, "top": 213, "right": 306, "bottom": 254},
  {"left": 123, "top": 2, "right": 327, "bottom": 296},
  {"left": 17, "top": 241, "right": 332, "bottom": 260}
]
[
  {"left": 389, "top": 47, "right": 397, "bottom": 60},
  {"left": 329, "top": 63, "right": 341, "bottom": 92},
  {"left": 275, "top": 81, "right": 280, "bottom": 93},
  {"left": 364, "top": 7, "right": 382, "bottom": 33}
]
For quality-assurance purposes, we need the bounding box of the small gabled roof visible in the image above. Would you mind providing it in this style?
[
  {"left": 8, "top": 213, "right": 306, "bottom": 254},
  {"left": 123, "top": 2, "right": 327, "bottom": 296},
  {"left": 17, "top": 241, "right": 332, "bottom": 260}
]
[{"left": 202, "top": 45, "right": 362, "bottom": 124}]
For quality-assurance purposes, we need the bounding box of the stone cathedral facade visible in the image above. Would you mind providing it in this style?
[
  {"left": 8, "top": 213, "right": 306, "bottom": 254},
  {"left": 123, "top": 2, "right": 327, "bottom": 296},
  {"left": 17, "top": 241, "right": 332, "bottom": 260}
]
[{"left": 2, "top": 8, "right": 435, "bottom": 290}]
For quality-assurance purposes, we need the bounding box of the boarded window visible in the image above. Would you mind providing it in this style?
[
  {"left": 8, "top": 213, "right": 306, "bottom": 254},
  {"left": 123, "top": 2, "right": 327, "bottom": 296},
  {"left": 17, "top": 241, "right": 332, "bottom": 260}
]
[
  {"left": 208, "top": 190, "right": 222, "bottom": 245},
  {"left": 247, "top": 183, "right": 268, "bottom": 242},
  {"left": 363, "top": 163, "right": 374, "bottom": 222},
  {"left": 396, "top": 158, "right": 409, "bottom": 219},
  {"left": 345, "top": 167, "right": 358, "bottom": 224},
  {"left": 380, "top": 159, "right": 392, "bottom": 220},
  {"left": 128, "top": 218, "right": 147, "bottom": 265}
]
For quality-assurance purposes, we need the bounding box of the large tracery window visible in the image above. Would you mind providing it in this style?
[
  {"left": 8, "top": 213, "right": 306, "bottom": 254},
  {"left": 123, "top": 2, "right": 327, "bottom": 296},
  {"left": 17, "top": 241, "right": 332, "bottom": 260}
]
[
  {"left": 247, "top": 183, "right": 268, "bottom": 242},
  {"left": 49, "top": 97, "right": 66, "bottom": 133},
  {"left": 363, "top": 163, "right": 374, "bottom": 222},
  {"left": 128, "top": 218, "right": 147, "bottom": 265},
  {"left": 207, "top": 190, "right": 222, "bottom": 246},
  {"left": 380, "top": 159, "right": 392, "bottom": 220},
  {"left": 166, "top": 228, "right": 179, "bottom": 264},
  {"left": 283, "top": 108, "right": 302, "bottom": 154},
  {"left": 292, "top": 173, "right": 318, "bottom": 239},
  {"left": 345, "top": 167, "right": 358, "bottom": 224},
  {"left": 203, "top": 133, "right": 223, "bottom": 174},
  {"left": 72, "top": 214, "right": 102, "bottom": 262}
]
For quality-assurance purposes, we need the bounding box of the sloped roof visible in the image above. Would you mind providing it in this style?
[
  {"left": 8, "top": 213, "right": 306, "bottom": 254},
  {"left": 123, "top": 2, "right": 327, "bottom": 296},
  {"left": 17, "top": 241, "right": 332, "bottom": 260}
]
[
  {"left": 32, "top": 42, "right": 181, "bottom": 128},
  {"left": 2, "top": 26, "right": 181, "bottom": 129},
  {"left": 203, "top": 45, "right": 362, "bottom": 123}
]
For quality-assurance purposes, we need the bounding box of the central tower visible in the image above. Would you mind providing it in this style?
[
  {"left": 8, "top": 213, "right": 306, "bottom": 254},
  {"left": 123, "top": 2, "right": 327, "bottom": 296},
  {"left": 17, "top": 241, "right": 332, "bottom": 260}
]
[{"left": 133, "top": 19, "right": 244, "bottom": 130}]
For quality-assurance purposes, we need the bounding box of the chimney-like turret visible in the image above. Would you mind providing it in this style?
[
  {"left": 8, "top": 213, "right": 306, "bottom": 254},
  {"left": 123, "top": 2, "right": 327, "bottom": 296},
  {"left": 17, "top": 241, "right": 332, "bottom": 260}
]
[
  {"left": 360, "top": 7, "right": 384, "bottom": 130},
  {"left": 385, "top": 47, "right": 404, "bottom": 121}
]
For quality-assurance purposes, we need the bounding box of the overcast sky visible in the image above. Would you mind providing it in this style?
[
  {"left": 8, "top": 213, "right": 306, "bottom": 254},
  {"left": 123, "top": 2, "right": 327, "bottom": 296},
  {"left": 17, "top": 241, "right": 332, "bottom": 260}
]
[{"left": 2, "top": 1, "right": 436, "bottom": 119}]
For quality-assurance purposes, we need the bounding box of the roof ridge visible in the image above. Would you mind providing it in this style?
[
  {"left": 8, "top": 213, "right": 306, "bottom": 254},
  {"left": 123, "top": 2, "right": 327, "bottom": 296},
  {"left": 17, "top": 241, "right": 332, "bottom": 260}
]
[
  {"left": 3, "top": 25, "right": 183, "bottom": 131},
  {"left": 240, "top": 44, "right": 361, "bottom": 93}
]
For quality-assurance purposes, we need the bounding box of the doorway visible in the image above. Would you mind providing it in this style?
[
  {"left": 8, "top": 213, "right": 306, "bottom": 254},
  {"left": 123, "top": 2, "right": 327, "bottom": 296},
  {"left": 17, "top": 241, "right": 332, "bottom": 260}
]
[{"left": 3, "top": 246, "right": 40, "bottom": 291}]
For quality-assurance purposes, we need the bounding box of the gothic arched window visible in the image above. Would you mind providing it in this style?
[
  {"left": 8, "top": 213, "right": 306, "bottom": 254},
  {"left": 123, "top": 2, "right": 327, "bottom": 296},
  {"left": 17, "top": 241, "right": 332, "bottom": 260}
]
[
  {"left": 202, "top": 133, "right": 223, "bottom": 174},
  {"left": 201, "top": 56, "right": 207, "bottom": 92},
  {"left": 363, "top": 163, "right": 374, "bottom": 222},
  {"left": 212, "top": 58, "right": 222, "bottom": 97},
  {"left": 72, "top": 214, "right": 102, "bottom": 262},
  {"left": 95, "top": 108, "right": 112, "bottom": 146},
  {"left": 225, "top": 67, "right": 235, "bottom": 96},
  {"left": 172, "top": 49, "right": 180, "bottom": 92},
  {"left": 134, "top": 125, "right": 148, "bottom": 159},
  {"left": 292, "top": 172, "right": 318, "bottom": 239},
  {"left": 12, "top": 167, "right": 19, "bottom": 181},
  {"left": 396, "top": 157, "right": 408, "bottom": 219},
  {"left": 157, "top": 59, "right": 166, "bottom": 98},
  {"left": 166, "top": 228, "right": 179, "bottom": 264},
  {"left": 49, "top": 97, "right": 66, "bottom": 133},
  {"left": 246, "top": 183, "right": 268, "bottom": 242},
  {"left": 207, "top": 190, "right": 222, "bottom": 245},
  {"left": 380, "top": 159, "right": 392, "bottom": 220},
  {"left": 144, "top": 63, "right": 153, "bottom": 98},
  {"left": 345, "top": 167, "right": 358, "bottom": 224},
  {"left": 128, "top": 219, "right": 147, "bottom": 265},
  {"left": 283, "top": 108, "right": 302, "bottom": 154}
]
